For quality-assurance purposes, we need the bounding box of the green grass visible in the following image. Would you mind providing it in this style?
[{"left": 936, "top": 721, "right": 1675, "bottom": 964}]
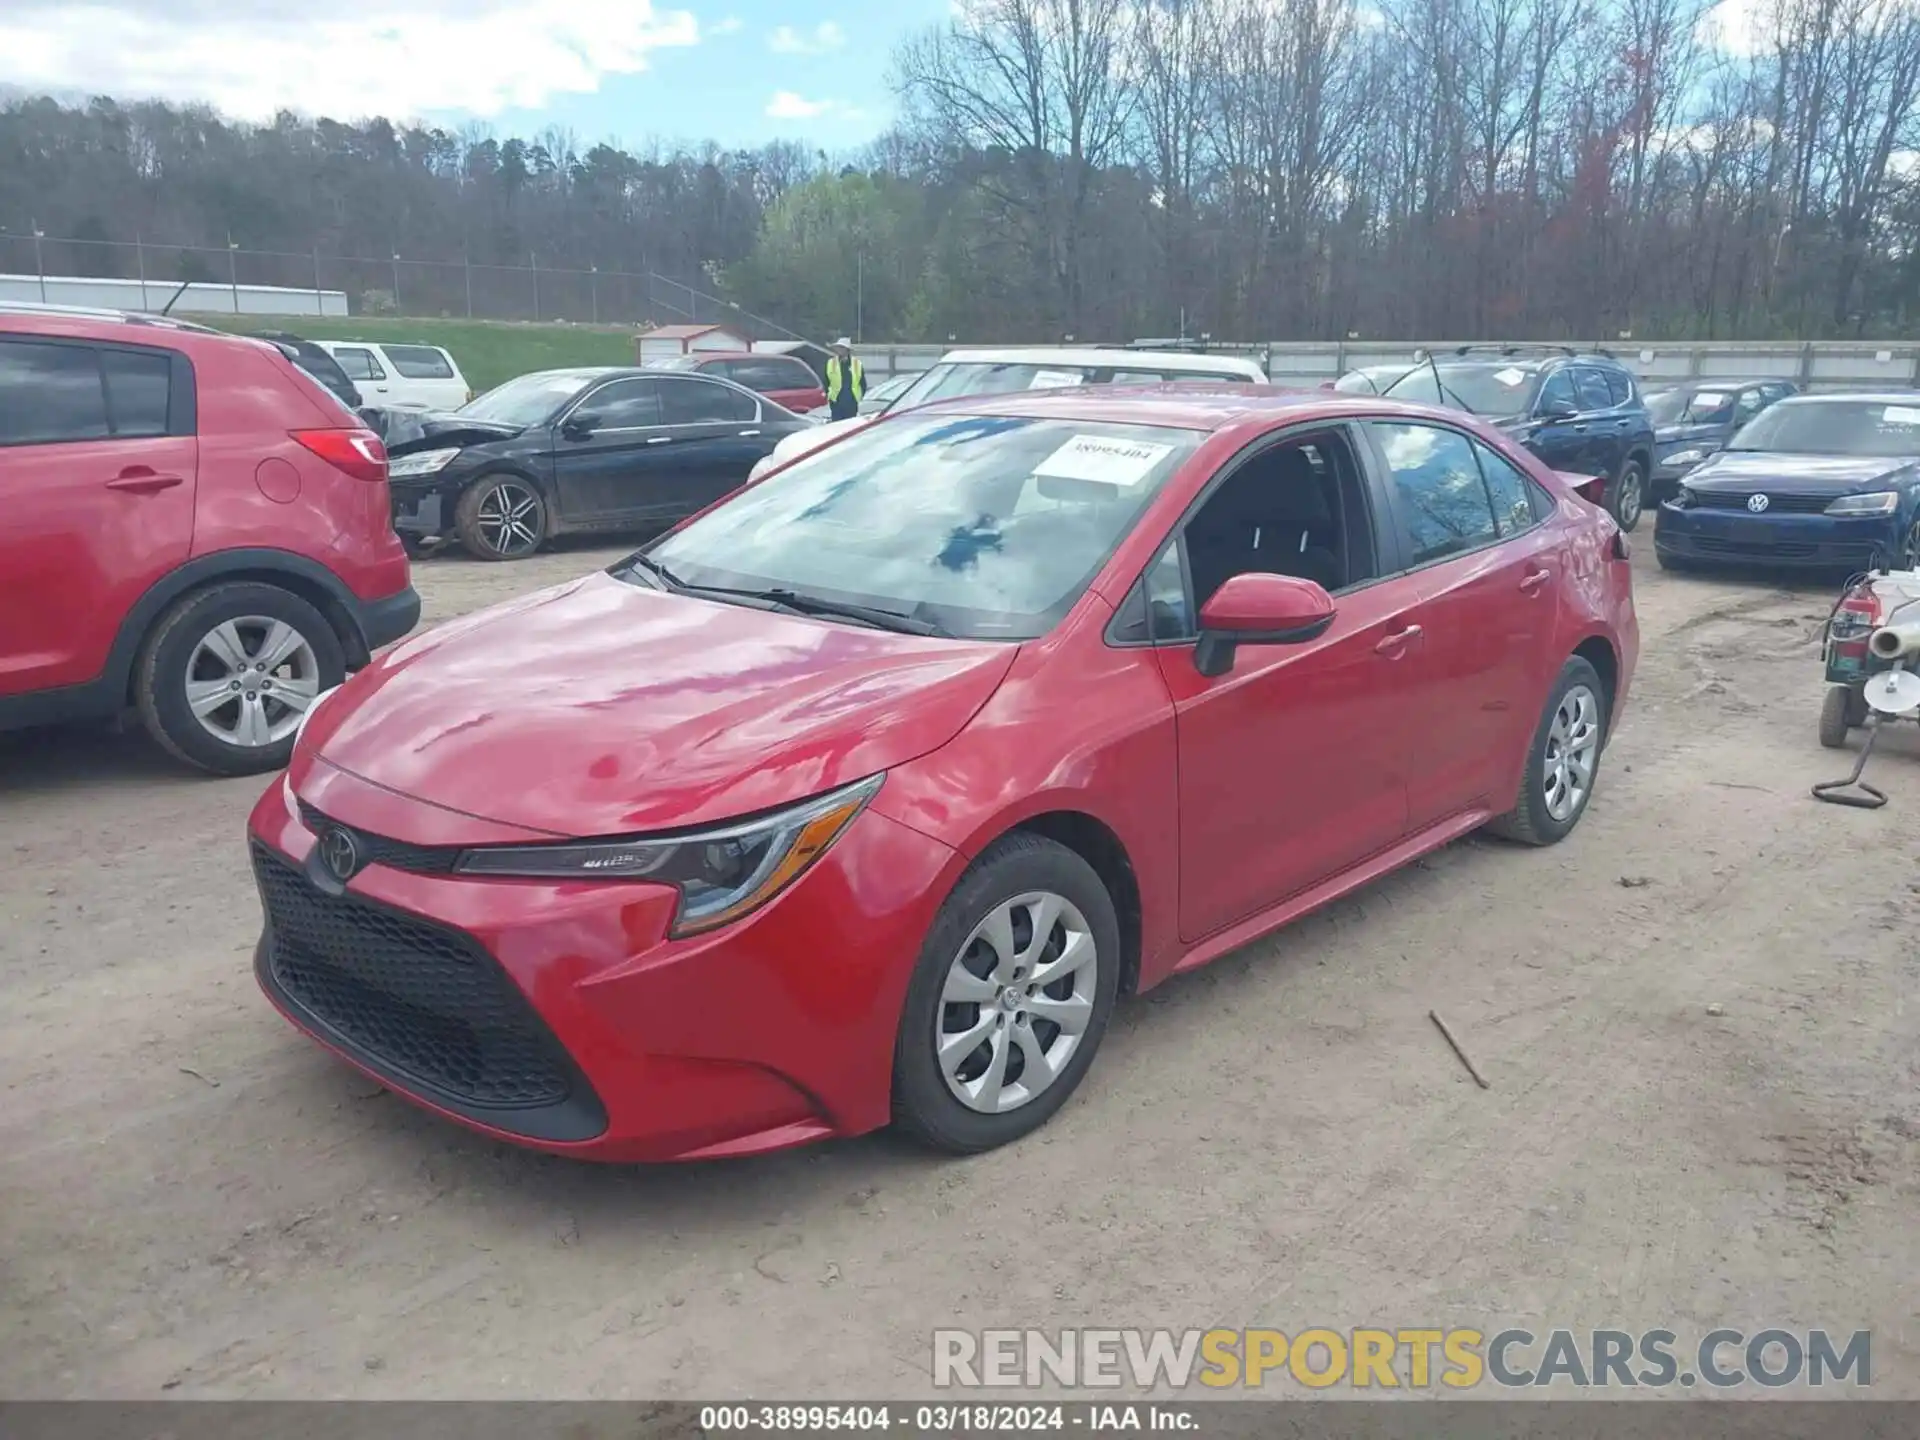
[{"left": 201, "top": 315, "right": 639, "bottom": 392}]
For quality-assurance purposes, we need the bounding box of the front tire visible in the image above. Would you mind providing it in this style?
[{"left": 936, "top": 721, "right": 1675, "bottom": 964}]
[
  {"left": 1487, "top": 656, "right": 1608, "bottom": 846},
  {"left": 1819, "top": 686, "right": 1853, "bottom": 749},
  {"left": 135, "top": 582, "right": 345, "bottom": 776},
  {"left": 1605, "top": 455, "right": 1647, "bottom": 532},
  {"left": 454, "top": 475, "right": 548, "bottom": 561},
  {"left": 892, "top": 833, "right": 1120, "bottom": 1154}
]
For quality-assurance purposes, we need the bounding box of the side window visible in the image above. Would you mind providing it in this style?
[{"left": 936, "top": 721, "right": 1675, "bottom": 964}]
[
  {"left": 101, "top": 349, "right": 173, "bottom": 438},
  {"left": 1537, "top": 371, "right": 1578, "bottom": 416},
  {"left": 773, "top": 359, "right": 816, "bottom": 390},
  {"left": 333, "top": 347, "right": 385, "bottom": 381},
  {"left": 0, "top": 340, "right": 110, "bottom": 445},
  {"left": 1144, "top": 540, "right": 1192, "bottom": 641},
  {"left": 1734, "top": 387, "right": 1766, "bottom": 423},
  {"left": 571, "top": 378, "right": 663, "bottom": 429},
  {"left": 382, "top": 345, "right": 455, "bottom": 380},
  {"left": 1473, "top": 440, "right": 1540, "bottom": 537},
  {"left": 1372, "top": 422, "right": 1500, "bottom": 566},
  {"left": 1575, "top": 368, "right": 1614, "bottom": 411},
  {"left": 661, "top": 378, "right": 757, "bottom": 425},
  {"left": 1604, "top": 369, "right": 1633, "bottom": 407}
]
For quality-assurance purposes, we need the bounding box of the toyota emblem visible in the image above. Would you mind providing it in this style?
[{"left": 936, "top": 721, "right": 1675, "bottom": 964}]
[
  {"left": 318, "top": 827, "right": 362, "bottom": 882},
  {"left": 1748, "top": 493, "right": 1770, "bottom": 513}
]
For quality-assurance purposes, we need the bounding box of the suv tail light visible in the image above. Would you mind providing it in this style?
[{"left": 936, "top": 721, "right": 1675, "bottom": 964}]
[{"left": 292, "top": 427, "right": 388, "bottom": 483}]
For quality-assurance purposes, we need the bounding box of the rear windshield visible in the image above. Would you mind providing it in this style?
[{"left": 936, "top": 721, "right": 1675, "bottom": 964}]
[
  {"left": 892, "top": 360, "right": 1253, "bottom": 412},
  {"left": 1647, "top": 388, "right": 1735, "bottom": 426},
  {"left": 1730, "top": 400, "right": 1920, "bottom": 457},
  {"left": 1385, "top": 363, "right": 1542, "bottom": 417}
]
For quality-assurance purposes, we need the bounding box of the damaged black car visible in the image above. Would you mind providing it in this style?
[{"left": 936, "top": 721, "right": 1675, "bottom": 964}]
[{"left": 384, "top": 366, "right": 813, "bottom": 561}]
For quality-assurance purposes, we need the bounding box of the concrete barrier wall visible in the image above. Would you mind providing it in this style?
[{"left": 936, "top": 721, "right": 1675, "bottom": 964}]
[{"left": 0, "top": 273, "right": 349, "bottom": 317}]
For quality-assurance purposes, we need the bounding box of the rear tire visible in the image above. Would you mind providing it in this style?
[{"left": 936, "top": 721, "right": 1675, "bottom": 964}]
[
  {"left": 1487, "top": 656, "right": 1608, "bottom": 846},
  {"left": 891, "top": 833, "right": 1120, "bottom": 1154},
  {"left": 1605, "top": 455, "right": 1647, "bottom": 533},
  {"left": 454, "top": 475, "right": 548, "bottom": 561},
  {"left": 1819, "top": 686, "right": 1853, "bottom": 749},
  {"left": 135, "top": 582, "right": 345, "bottom": 776}
]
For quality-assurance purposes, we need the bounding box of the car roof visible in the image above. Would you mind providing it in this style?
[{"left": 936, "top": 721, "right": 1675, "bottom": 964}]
[
  {"left": 911, "top": 381, "right": 1444, "bottom": 431},
  {"left": 935, "top": 346, "right": 1267, "bottom": 377},
  {"left": 1650, "top": 377, "right": 1789, "bottom": 391},
  {"left": 1774, "top": 390, "right": 1917, "bottom": 405}
]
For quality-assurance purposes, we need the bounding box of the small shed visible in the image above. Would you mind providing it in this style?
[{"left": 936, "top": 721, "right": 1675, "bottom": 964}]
[
  {"left": 752, "top": 339, "right": 832, "bottom": 385},
  {"left": 635, "top": 323, "right": 751, "bottom": 365}
]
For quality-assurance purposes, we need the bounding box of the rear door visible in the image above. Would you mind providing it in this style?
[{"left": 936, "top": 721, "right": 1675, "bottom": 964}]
[
  {"left": 1362, "top": 419, "right": 1561, "bottom": 829},
  {"left": 655, "top": 376, "right": 769, "bottom": 514},
  {"left": 328, "top": 345, "right": 391, "bottom": 405},
  {"left": 549, "top": 376, "right": 675, "bottom": 521},
  {"left": 1575, "top": 366, "right": 1629, "bottom": 476},
  {"left": 0, "top": 335, "right": 197, "bottom": 697},
  {"left": 375, "top": 344, "right": 469, "bottom": 410}
]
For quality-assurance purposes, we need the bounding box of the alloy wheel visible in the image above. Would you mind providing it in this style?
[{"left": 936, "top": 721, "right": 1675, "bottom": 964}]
[
  {"left": 1543, "top": 683, "right": 1601, "bottom": 822},
  {"left": 184, "top": 616, "right": 323, "bottom": 749},
  {"left": 936, "top": 891, "right": 1099, "bottom": 1115},
  {"left": 1616, "top": 463, "right": 1644, "bottom": 529},
  {"left": 475, "top": 481, "right": 543, "bottom": 558}
]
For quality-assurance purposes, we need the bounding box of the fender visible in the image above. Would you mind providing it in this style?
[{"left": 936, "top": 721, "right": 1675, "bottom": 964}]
[{"left": 0, "top": 547, "right": 384, "bottom": 734}]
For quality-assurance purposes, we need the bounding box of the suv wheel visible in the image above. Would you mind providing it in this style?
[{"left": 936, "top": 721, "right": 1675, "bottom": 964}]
[
  {"left": 454, "top": 475, "right": 547, "bottom": 561},
  {"left": 1605, "top": 456, "right": 1646, "bottom": 532},
  {"left": 1486, "top": 655, "right": 1608, "bottom": 846},
  {"left": 135, "top": 582, "right": 345, "bottom": 776}
]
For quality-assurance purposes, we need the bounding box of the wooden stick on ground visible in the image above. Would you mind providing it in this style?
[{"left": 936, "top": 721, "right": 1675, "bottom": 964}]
[{"left": 1429, "top": 1010, "right": 1490, "bottom": 1089}]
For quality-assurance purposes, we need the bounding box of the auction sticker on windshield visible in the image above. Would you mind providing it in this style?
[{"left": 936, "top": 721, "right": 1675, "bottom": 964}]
[
  {"left": 1035, "top": 434, "right": 1175, "bottom": 486},
  {"left": 1028, "top": 370, "right": 1087, "bottom": 389},
  {"left": 1494, "top": 367, "right": 1528, "bottom": 387},
  {"left": 1882, "top": 406, "right": 1920, "bottom": 426}
]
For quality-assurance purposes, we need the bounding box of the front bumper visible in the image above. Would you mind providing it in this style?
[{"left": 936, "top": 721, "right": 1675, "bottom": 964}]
[
  {"left": 247, "top": 771, "right": 961, "bottom": 1162},
  {"left": 1654, "top": 502, "right": 1897, "bottom": 570},
  {"left": 390, "top": 486, "right": 449, "bottom": 539}
]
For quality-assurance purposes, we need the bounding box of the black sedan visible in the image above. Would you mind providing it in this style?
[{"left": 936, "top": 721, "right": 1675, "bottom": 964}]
[
  {"left": 384, "top": 367, "right": 814, "bottom": 560},
  {"left": 1655, "top": 393, "right": 1920, "bottom": 573},
  {"left": 1644, "top": 379, "right": 1798, "bottom": 499}
]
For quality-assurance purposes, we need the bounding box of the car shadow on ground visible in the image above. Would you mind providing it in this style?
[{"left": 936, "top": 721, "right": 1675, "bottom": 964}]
[{"left": 0, "top": 719, "right": 208, "bottom": 795}]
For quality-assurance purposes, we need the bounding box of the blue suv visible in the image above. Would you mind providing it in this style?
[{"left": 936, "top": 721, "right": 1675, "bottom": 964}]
[{"left": 1383, "top": 346, "right": 1657, "bottom": 530}]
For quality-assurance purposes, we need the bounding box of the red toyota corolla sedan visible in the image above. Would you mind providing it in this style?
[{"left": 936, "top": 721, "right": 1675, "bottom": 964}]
[{"left": 249, "top": 386, "right": 1638, "bottom": 1161}]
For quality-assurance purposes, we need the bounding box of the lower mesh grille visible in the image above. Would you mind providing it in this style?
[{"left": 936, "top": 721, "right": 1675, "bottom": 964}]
[{"left": 252, "top": 841, "right": 575, "bottom": 1110}]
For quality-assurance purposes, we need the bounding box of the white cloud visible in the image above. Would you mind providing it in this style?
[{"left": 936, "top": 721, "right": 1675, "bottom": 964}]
[
  {"left": 1700, "top": 0, "right": 1762, "bottom": 56},
  {"left": 0, "top": 0, "right": 702, "bottom": 122},
  {"left": 711, "top": 14, "right": 743, "bottom": 35},
  {"left": 768, "top": 21, "right": 845, "bottom": 55},
  {"left": 766, "top": 91, "right": 833, "bottom": 119}
]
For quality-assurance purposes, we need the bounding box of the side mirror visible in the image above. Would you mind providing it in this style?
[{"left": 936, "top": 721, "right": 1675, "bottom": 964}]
[
  {"left": 560, "top": 416, "right": 595, "bottom": 441},
  {"left": 1193, "top": 573, "right": 1337, "bottom": 677}
]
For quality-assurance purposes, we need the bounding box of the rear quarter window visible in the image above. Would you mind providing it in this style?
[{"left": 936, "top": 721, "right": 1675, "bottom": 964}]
[
  {"left": 382, "top": 345, "right": 457, "bottom": 380},
  {"left": 1604, "top": 369, "right": 1634, "bottom": 407}
]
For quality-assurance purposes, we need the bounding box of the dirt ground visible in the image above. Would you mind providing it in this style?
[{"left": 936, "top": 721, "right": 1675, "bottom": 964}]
[{"left": 3, "top": 539, "right": 1918, "bottom": 1401}]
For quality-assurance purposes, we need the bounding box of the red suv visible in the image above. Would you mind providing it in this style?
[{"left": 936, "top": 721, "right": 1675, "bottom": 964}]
[
  {"left": 252, "top": 385, "right": 1636, "bottom": 1162},
  {"left": 0, "top": 306, "right": 420, "bottom": 775},
  {"left": 651, "top": 352, "right": 826, "bottom": 413}
]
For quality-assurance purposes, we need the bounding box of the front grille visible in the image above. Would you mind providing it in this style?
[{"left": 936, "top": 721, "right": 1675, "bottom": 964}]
[
  {"left": 298, "top": 800, "right": 461, "bottom": 875},
  {"left": 1690, "top": 491, "right": 1832, "bottom": 513},
  {"left": 1690, "top": 536, "right": 1818, "bottom": 558},
  {"left": 253, "top": 841, "right": 576, "bottom": 1110}
]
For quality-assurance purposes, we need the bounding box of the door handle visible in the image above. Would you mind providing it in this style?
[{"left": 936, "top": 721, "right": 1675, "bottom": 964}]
[
  {"left": 1374, "top": 624, "right": 1423, "bottom": 656},
  {"left": 739, "top": 429, "right": 760, "bottom": 437},
  {"left": 646, "top": 435, "right": 672, "bottom": 445},
  {"left": 1520, "top": 569, "right": 1552, "bottom": 594},
  {"left": 106, "top": 468, "right": 185, "bottom": 493}
]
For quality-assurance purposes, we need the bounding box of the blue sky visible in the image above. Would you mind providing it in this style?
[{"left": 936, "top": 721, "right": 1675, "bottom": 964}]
[{"left": 0, "top": 0, "right": 946, "bottom": 150}]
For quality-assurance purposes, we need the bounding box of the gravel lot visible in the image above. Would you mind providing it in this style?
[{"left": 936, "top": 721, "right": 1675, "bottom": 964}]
[{"left": 3, "top": 540, "right": 1918, "bottom": 1400}]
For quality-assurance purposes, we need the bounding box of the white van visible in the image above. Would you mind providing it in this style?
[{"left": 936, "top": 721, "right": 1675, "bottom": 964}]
[
  {"left": 746, "top": 346, "right": 1269, "bottom": 481},
  {"left": 314, "top": 340, "right": 471, "bottom": 412}
]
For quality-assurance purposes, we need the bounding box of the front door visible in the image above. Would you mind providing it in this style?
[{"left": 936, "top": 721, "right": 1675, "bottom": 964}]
[
  {"left": 1363, "top": 420, "right": 1560, "bottom": 827},
  {"left": 1526, "top": 370, "right": 1595, "bottom": 475},
  {"left": 550, "top": 376, "right": 678, "bottom": 521},
  {"left": 1149, "top": 429, "right": 1418, "bottom": 942},
  {"left": 0, "top": 337, "right": 196, "bottom": 696}
]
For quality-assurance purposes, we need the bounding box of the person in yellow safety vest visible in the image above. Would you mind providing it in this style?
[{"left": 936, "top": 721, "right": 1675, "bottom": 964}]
[{"left": 825, "top": 337, "right": 865, "bottom": 421}]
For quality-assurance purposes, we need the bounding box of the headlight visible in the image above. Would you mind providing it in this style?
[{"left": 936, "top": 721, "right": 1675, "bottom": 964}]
[
  {"left": 455, "top": 774, "right": 883, "bottom": 936},
  {"left": 1663, "top": 448, "right": 1706, "bottom": 468},
  {"left": 1825, "top": 490, "right": 1900, "bottom": 516},
  {"left": 1672, "top": 486, "right": 1695, "bottom": 508},
  {"left": 387, "top": 447, "right": 461, "bottom": 479},
  {"left": 293, "top": 684, "right": 341, "bottom": 745}
]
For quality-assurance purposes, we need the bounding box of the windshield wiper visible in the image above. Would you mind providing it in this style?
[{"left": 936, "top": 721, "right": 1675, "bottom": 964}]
[
  {"left": 668, "top": 577, "right": 948, "bottom": 637},
  {"left": 624, "top": 552, "right": 688, "bottom": 591}
]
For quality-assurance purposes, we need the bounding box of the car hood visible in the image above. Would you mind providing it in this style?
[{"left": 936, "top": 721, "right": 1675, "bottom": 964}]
[
  {"left": 304, "top": 571, "right": 1018, "bottom": 837},
  {"left": 769, "top": 414, "right": 873, "bottom": 462},
  {"left": 385, "top": 413, "right": 526, "bottom": 453},
  {"left": 1655, "top": 422, "right": 1726, "bottom": 445},
  {"left": 1685, "top": 450, "right": 1920, "bottom": 495}
]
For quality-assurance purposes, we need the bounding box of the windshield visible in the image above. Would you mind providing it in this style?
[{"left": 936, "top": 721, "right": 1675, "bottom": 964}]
[
  {"left": 1647, "top": 388, "right": 1735, "bottom": 426},
  {"left": 1729, "top": 400, "right": 1920, "bottom": 457},
  {"left": 1385, "top": 363, "right": 1542, "bottom": 417},
  {"left": 892, "top": 361, "right": 1095, "bottom": 411},
  {"left": 642, "top": 412, "right": 1203, "bottom": 639},
  {"left": 457, "top": 371, "right": 591, "bottom": 426}
]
